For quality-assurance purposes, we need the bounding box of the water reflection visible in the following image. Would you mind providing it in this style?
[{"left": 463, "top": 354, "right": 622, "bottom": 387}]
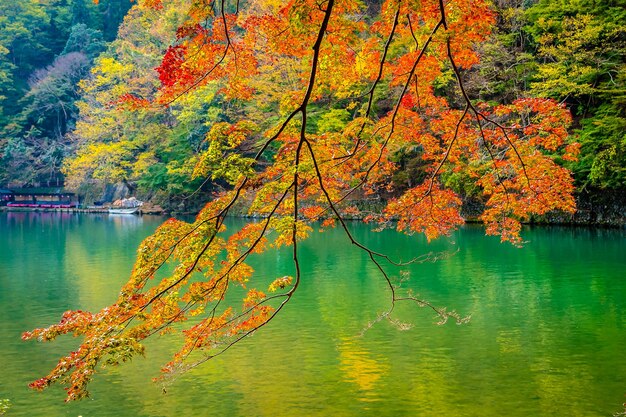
[
  {"left": 5, "top": 210, "right": 78, "bottom": 225},
  {"left": 338, "top": 337, "right": 389, "bottom": 398},
  {"left": 108, "top": 212, "right": 145, "bottom": 230},
  {"left": 0, "top": 215, "right": 625, "bottom": 416}
]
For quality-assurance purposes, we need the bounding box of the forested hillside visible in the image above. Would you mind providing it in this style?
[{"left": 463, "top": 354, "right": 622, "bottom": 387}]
[
  {"left": 62, "top": 0, "right": 216, "bottom": 208},
  {"left": 1, "top": 0, "right": 624, "bottom": 214},
  {"left": 0, "top": 0, "right": 131, "bottom": 186}
]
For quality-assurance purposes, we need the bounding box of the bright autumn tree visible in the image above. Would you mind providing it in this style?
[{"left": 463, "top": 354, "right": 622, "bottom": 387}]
[
  {"left": 63, "top": 0, "right": 229, "bottom": 208},
  {"left": 24, "top": 0, "right": 578, "bottom": 401},
  {"left": 62, "top": 1, "right": 201, "bottom": 201}
]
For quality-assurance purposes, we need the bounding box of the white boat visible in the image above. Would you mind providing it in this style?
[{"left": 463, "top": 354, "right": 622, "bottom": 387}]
[{"left": 108, "top": 207, "right": 140, "bottom": 215}]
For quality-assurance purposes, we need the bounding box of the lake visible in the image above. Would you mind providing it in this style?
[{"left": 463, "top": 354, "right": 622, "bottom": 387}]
[{"left": 0, "top": 211, "right": 624, "bottom": 416}]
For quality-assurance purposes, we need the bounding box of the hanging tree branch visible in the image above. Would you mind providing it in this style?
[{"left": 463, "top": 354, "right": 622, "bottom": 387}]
[{"left": 23, "top": 0, "right": 578, "bottom": 401}]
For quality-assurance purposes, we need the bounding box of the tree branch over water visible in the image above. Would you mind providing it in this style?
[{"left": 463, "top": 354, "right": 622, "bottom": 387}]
[{"left": 23, "top": 0, "right": 578, "bottom": 401}]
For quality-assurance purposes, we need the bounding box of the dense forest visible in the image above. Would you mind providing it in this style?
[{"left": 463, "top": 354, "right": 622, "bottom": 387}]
[
  {"left": 0, "top": 0, "right": 624, "bottom": 213},
  {"left": 0, "top": 0, "right": 132, "bottom": 186}
]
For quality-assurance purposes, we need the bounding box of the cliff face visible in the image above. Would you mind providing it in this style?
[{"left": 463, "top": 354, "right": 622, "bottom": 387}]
[
  {"left": 461, "top": 189, "right": 626, "bottom": 227},
  {"left": 550, "top": 189, "right": 626, "bottom": 227}
]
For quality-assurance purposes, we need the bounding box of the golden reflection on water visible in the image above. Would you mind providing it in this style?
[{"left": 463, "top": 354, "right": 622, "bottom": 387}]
[{"left": 338, "top": 337, "right": 389, "bottom": 397}]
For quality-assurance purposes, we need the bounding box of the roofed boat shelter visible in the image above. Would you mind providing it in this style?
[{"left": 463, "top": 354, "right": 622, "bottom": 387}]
[{"left": 6, "top": 188, "right": 79, "bottom": 208}]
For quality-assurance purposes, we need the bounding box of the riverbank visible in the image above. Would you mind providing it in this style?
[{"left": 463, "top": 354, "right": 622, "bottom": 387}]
[{"left": 3, "top": 188, "right": 624, "bottom": 227}]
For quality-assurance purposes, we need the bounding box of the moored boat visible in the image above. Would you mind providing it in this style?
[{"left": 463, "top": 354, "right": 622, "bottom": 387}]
[{"left": 108, "top": 207, "right": 140, "bottom": 215}]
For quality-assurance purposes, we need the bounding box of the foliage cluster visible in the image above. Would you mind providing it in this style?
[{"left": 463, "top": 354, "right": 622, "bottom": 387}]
[{"left": 471, "top": 0, "right": 626, "bottom": 189}]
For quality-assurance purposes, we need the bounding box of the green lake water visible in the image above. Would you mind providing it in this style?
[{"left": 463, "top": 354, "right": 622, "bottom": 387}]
[{"left": 0, "top": 211, "right": 625, "bottom": 416}]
